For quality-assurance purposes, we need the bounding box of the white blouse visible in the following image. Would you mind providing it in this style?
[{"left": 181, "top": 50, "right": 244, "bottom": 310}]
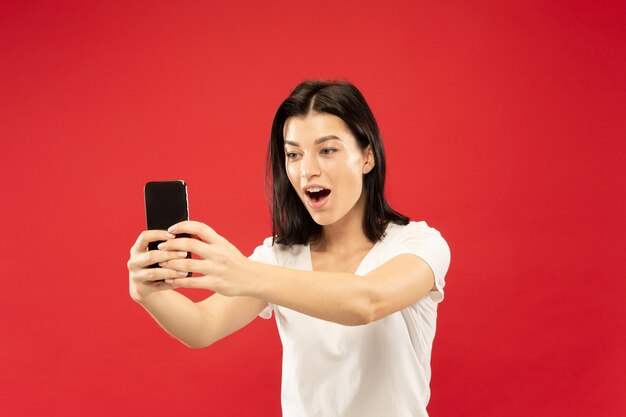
[{"left": 249, "top": 221, "right": 451, "bottom": 417}]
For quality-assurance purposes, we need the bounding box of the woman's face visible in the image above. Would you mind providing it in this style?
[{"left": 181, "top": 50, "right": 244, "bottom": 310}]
[{"left": 283, "top": 112, "right": 374, "bottom": 227}]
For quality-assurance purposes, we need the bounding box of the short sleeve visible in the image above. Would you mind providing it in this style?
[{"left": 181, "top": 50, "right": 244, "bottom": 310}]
[
  {"left": 392, "top": 222, "right": 451, "bottom": 302},
  {"left": 248, "top": 237, "right": 276, "bottom": 319}
]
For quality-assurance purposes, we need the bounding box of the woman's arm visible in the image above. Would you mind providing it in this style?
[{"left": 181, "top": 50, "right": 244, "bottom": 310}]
[
  {"left": 160, "top": 222, "right": 435, "bottom": 326},
  {"left": 128, "top": 230, "right": 267, "bottom": 348},
  {"left": 137, "top": 291, "right": 267, "bottom": 348},
  {"left": 248, "top": 254, "right": 435, "bottom": 325}
]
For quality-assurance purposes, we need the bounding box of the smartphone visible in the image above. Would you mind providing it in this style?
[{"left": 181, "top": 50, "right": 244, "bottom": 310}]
[{"left": 144, "top": 180, "right": 192, "bottom": 274}]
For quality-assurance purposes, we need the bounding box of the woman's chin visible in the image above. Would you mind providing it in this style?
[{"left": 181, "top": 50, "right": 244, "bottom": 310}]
[{"left": 308, "top": 211, "right": 335, "bottom": 226}]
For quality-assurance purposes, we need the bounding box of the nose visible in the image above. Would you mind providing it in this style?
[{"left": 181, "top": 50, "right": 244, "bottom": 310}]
[{"left": 301, "top": 153, "right": 321, "bottom": 179}]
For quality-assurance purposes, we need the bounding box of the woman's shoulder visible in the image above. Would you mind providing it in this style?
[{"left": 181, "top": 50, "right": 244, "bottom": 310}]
[
  {"left": 382, "top": 220, "right": 450, "bottom": 257},
  {"left": 384, "top": 220, "right": 445, "bottom": 240},
  {"left": 382, "top": 219, "right": 450, "bottom": 264},
  {"left": 258, "top": 236, "right": 308, "bottom": 252},
  {"left": 248, "top": 236, "right": 307, "bottom": 265}
]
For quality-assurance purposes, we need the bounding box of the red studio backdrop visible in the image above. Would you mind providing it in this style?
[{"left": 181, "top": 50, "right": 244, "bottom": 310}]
[{"left": 1, "top": 1, "right": 624, "bottom": 416}]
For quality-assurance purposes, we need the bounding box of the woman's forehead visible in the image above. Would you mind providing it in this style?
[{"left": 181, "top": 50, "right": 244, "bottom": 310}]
[{"left": 284, "top": 113, "right": 354, "bottom": 146}]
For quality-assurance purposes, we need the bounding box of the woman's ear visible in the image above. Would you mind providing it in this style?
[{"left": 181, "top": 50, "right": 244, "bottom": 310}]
[{"left": 363, "top": 145, "right": 375, "bottom": 174}]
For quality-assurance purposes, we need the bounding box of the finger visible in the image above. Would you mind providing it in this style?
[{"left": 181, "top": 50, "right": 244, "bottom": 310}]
[
  {"left": 131, "top": 230, "right": 176, "bottom": 254},
  {"left": 156, "top": 237, "right": 208, "bottom": 257},
  {"left": 145, "top": 279, "right": 177, "bottom": 290},
  {"left": 164, "top": 276, "right": 211, "bottom": 289},
  {"left": 135, "top": 265, "right": 182, "bottom": 283},
  {"left": 167, "top": 221, "right": 223, "bottom": 244},
  {"left": 158, "top": 258, "right": 207, "bottom": 275},
  {"left": 128, "top": 249, "right": 188, "bottom": 270}
]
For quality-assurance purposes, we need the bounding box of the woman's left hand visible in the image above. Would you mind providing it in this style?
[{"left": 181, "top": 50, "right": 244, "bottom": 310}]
[{"left": 156, "top": 220, "right": 254, "bottom": 297}]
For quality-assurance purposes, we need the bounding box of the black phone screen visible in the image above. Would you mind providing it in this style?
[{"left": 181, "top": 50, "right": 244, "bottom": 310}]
[
  {"left": 144, "top": 181, "right": 190, "bottom": 266},
  {"left": 145, "top": 180, "right": 189, "bottom": 230}
]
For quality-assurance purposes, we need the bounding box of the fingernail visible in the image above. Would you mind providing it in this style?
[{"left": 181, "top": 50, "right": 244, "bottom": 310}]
[
  {"left": 157, "top": 243, "right": 165, "bottom": 249},
  {"left": 177, "top": 251, "right": 187, "bottom": 257},
  {"left": 168, "top": 226, "right": 177, "bottom": 233},
  {"left": 165, "top": 279, "right": 174, "bottom": 285},
  {"left": 166, "top": 233, "right": 176, "bottom": 239},
  {"left": 177, "top": 271, "right": 188, "bottom": 277},
  {"left": 158, "top": 262, "right": 167, "bottom": 267}
]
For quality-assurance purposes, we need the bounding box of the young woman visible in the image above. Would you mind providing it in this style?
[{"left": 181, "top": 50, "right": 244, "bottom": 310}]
[{"left": 127, "top": 80, "right": 451, "bottom": 417}]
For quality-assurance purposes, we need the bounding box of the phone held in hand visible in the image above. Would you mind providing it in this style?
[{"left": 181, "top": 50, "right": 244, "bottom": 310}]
[{"left": 144, "top": 180, "right": 192, "bottom": 275}]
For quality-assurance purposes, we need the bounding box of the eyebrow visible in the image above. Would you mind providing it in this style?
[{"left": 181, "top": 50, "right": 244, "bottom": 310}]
[{"left": 284, "top": 135, "right": 342, "bottom": 147}]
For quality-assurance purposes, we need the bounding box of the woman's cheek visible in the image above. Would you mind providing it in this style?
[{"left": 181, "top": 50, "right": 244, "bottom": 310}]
[
  {"left": 287, "top": 164, "right": 305, "bottom": 199},
  {"left": 286, "top": 162, "right": 298, "bottom": 183}
]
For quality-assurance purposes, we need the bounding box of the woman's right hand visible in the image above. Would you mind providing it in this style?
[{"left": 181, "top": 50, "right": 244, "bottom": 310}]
[{"left": 127, "top": 230, "right": 190, "bottom": 303}]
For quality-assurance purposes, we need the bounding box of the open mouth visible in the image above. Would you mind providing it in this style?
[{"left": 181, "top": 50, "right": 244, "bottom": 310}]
[
  {"left": 304, "top": 187, "right": 330, "bottom": 209},
  {"left": 305, "top": 187, "right": 331, "bottom": 201}
]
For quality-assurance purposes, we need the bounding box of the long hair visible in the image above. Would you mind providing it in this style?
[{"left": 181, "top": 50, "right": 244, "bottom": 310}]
[{"left": 267, "top": 80, "right": 408, "bottom": 245}]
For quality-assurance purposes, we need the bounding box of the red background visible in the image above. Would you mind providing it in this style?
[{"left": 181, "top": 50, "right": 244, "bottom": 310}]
[{"left": 1, "top": 1, "right": 624, "bottom": 416}]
